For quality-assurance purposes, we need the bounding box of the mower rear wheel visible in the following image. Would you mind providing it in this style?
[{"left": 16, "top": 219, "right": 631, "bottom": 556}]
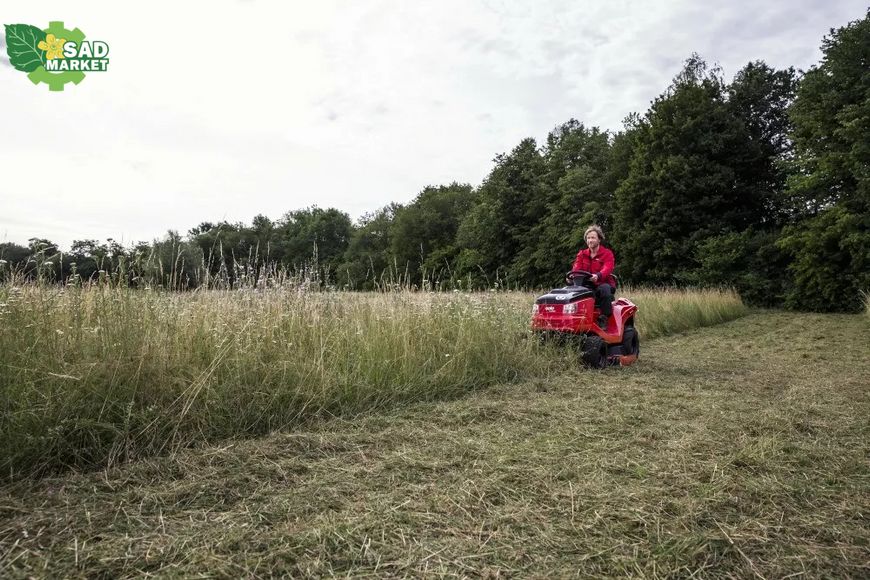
[
  {"left": 622, "top": 326, "right": 640, "bottom": 357},
  {"left": 581, "top": 335, "right": 608, "bottom": 369}
]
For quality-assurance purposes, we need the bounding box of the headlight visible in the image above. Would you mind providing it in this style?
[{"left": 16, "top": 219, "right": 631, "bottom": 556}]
[
  {"left": 563, "top": 303, "right": 577, "bottom": 314},
  {"left": 532, "top": 304, "right": 539, "bottom": 315}
]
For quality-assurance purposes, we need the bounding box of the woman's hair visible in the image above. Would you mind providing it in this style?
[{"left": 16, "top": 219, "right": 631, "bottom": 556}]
[{"left": 584, "top": 224, "right": 605, "bottom": 241}]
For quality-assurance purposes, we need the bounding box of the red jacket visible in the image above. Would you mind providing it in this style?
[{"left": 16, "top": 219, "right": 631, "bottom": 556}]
[{"left": 571, "top": 246, "right": 616, "bottom": 287}]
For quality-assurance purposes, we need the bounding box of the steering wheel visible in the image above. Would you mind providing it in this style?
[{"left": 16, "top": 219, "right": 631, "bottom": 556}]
[{"left": 566, "top": 270, "right": 594, "bottom": 286}]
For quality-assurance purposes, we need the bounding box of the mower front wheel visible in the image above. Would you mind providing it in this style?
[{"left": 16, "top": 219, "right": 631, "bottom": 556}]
[{"left": 581, "top": 335, "right": 608, "bottom": 369}]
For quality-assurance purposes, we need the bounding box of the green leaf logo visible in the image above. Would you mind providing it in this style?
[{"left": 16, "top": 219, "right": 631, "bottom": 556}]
[{"left": 4, "top": 23, "right": 47, "bottom": 73}]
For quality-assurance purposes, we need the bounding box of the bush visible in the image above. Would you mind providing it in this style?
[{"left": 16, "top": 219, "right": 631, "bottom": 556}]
[
  {"left": 692, "top": 229, "right": 791, "bottom": 307},
  {"left": 777, "top": 206, "right": 870, "bottom": 312}
]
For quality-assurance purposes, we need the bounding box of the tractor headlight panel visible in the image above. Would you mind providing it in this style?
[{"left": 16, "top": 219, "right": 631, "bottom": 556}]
[{"left": 563, "top": 303, "right": 577, "bottom": 314}]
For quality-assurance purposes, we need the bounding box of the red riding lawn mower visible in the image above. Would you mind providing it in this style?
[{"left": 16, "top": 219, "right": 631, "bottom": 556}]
[{"left": 531, "top": 270, "right": 639, "bottom": 368}]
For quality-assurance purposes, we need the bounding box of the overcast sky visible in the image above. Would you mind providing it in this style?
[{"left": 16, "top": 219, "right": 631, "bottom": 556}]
[{"left": 1, "top": 0, "right": 866, "bottom": 250}]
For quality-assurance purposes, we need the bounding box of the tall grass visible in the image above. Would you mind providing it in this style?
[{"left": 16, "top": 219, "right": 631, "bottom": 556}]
[
  {"left": 624, "top": 286, "right": 750, "bottom": 339},
  {"left": 0, "top": 284, "right": 746, "bottom": 478}
]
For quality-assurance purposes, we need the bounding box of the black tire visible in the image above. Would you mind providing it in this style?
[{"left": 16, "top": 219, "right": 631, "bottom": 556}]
[
  {"left": 581, "top": 335, "right": 608, "bottom": 369},
  {"left": 622, "top": 326, "right": 640, "bottom": 357}
]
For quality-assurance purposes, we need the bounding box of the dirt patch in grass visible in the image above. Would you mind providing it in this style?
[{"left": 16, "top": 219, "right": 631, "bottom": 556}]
[{"left": 1, "top": 312, "right": 868, "bottom": 577}]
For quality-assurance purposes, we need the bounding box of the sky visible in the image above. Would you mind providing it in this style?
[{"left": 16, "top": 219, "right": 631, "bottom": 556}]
[{"left": 1, "top": 0, "right": 867, "bottom": 251}]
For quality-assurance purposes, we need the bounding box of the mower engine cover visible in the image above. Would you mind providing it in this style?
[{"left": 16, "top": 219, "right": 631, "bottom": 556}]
[{"left": 534, "top": 287, "right": 593, "bottom": 304}]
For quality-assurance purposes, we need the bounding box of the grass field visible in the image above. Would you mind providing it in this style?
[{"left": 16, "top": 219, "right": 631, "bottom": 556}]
[
  {"left": 0, "top": 311, "right": 867, "bottom": 577},
  {"left": 0, "top": 285, "right": 745, "bottom": 478}
]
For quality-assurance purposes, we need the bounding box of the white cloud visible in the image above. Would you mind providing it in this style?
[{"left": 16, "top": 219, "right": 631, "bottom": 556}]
[{"left": 0, "top": 0, "right": 866, "bottom": 249}]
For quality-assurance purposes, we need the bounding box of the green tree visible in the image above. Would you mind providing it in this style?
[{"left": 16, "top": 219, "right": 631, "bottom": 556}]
[
  {"left": 691, "top": 229, "right": 791, "bottom": 307},
  {"left": 277, "top": 207, "right": 353, "bottom": 281},
  {"left": 25, "top": 238, "right": 61, "bottom": 281},
  {"left": 787, "top": 10, "right": 870, "bottom": 216},
  {"left": 728, "top": 61, "right": 799, "bottom": 225},
  {"left": 189, "top": 222, "right": 245, "bottom": 286},
  {"left": 390, "top": 183, "right": 476, "bottom": 286},
  {"left": 248, "top": 214, "right": 275, "bottom": 260},
  {"left": 778, "top": 206, "right": 869, "bottom": 312},
  {"left": 778, "top": 13, "right": 870, "bottom": 311},
  {"left": 519, "top": 120, "right": 614, "bottom": 287},
  {"left": 137, "top": 231, "right": 204, "bottom": 289},
  {"left": 339, "top": 204, "right": 400, "bottom": 289},
  {"left": 456, "top": 138, "right": 548, "bottom": 286},
  {"left": 69, "top": 239, "right": 109, "bottom": 281},
  {"left": 0, "top": 242, "right": 29, "bottom": 282},
  {"left": 679, "top": 61, "right": 799, "bottom": 306},
  {"left": 613, "top": 55, "right": 776, "bottom": 284}
]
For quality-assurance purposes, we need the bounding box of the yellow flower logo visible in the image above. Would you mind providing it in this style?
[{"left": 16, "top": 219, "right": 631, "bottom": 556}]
[{"left": 37, "top": 33, "right": 66, "bottom": 60}]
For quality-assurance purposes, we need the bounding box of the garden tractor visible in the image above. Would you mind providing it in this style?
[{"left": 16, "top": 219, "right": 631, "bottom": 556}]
[{"left": 531, "top": 270, "right": 639, "bottom": 368}]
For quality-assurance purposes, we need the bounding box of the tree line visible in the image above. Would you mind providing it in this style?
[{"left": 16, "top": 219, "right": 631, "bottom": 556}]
[{"left": 2, "top": 13, "right": 867, "bottom": 312}]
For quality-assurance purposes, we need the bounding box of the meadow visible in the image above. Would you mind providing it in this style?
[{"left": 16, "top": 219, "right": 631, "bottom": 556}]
[
  {"left": 0, "top": 284, "right": 747, "bottom": 479},
  {"left": 1, "top": 310, "right": 867, "bottom": 578}
]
